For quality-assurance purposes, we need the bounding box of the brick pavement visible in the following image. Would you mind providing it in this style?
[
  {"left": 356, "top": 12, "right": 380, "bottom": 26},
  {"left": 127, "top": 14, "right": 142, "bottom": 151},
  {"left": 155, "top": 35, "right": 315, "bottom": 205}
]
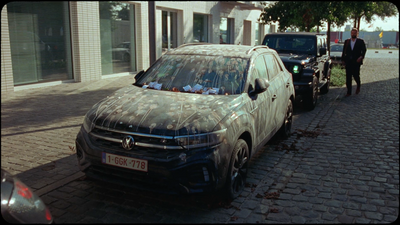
[{"left": 1, "top": 51, "right": 398, "bottom": 223}]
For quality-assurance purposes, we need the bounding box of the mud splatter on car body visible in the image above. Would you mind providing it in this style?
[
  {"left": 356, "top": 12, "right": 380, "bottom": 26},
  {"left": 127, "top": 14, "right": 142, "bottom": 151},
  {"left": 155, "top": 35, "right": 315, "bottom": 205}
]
[{"left": 75, "top": 44, "right": 295, "bottom": 199}]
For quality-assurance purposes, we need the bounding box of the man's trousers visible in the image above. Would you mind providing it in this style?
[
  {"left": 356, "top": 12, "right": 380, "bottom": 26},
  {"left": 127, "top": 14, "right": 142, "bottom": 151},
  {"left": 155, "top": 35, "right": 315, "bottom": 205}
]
[{"left": 345, "top": 62, "right": 361, "bottom": 95}]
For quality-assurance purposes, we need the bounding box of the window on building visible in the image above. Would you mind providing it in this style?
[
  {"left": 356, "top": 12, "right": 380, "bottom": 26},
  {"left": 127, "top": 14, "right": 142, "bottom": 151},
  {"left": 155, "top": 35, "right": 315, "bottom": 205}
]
[
  {"left": 99, "top": 2, "right": 136, "bottom": 75},
  {"left": 193, "top": 14, "right": 208, "bottom": 43},
  {"left": 255, "top": 23, "right": 260, "bottom": 45},
  {"left": 162, "top": 10, "right": 177, "bottom": 53},
  {"left": 7, "top": 1, "right": 72, "bottom": 85},
  {"left": 220, "top": 17, "right": 233, "bottom": 44}
]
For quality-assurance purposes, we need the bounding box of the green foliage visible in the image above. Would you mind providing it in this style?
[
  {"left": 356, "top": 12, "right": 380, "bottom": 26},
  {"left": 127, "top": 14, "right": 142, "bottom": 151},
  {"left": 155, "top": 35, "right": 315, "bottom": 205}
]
[
  {"left": 258, "top": 1, "right": 324, "bottom": 32},
  {"left": 259, "top": 1, "right": 399, "bottom": 32},
  {"left": 330, "top": 65, "right": 346, "bottom": 87}
]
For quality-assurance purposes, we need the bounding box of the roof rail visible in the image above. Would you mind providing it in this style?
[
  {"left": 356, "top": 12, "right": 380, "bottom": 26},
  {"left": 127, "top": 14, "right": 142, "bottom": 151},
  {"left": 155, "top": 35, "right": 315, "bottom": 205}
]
[
  {"left": 246, "top": 45, "right": 269, "bottom": 54},
  {"left": 176, "top": 43, "right": 214, "bottom": 49}
]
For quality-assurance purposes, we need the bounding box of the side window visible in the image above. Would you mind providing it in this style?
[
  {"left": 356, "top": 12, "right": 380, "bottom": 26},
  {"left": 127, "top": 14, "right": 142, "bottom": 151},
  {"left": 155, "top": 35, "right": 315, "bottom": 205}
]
[
  {"left": 317, "top": 38, "right": 322, "bottom": 55},
  {"left": 253, "top": 55, "right": 269, "bottom": 80},
  {"left": 263, "top": 54, "right": 279, "bottom": 80},
  {"left": 272, "top": 54, "right": 283, "bottom": 72}
]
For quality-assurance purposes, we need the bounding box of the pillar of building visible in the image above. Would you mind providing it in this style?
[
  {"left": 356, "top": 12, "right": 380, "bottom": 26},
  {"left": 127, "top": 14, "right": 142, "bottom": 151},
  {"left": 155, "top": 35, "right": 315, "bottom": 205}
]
[
  {"left": 1, "top": 5, "right": 15, "bottom": 101},
  {"left": 69, "top": 1, "right": 102, "bottom": 82}
]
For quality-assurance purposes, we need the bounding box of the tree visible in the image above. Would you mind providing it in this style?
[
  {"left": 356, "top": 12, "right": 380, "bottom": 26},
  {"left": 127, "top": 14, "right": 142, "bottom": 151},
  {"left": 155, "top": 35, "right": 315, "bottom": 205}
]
[
  {"left": 346, "top": 1, "right": 398, "bottom": 31},
  {"left": 258, "top": 1, "right": 324, "bottom": 32},
  {"left": 258, "top": 1, "right": 351, "bottom": 52},
  {"left": 258, "top": 1, "right": 398, "bottom": 52},
  {"left": 323, "top": 1, "right": 351, "bottom": 53}
]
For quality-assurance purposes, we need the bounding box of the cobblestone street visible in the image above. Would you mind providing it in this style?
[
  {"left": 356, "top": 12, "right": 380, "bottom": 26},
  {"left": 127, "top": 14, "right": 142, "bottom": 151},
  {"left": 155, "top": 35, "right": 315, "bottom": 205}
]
[{"left": 1, "top": 50, "right": 398, "bottom": 223}]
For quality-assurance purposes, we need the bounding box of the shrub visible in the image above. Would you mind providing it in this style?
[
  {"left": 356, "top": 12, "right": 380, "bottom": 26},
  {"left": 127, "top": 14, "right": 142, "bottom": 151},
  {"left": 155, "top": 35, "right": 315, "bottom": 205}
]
[{"left": 330, "top": 65, "right": 346, "bottom": 87}]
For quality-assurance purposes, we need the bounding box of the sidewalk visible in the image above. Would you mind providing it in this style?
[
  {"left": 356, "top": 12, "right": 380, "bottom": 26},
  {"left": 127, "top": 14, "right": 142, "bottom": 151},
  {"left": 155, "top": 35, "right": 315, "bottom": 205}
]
[{"left": 1, "top": 74, "right": 135, "bottom": 189}]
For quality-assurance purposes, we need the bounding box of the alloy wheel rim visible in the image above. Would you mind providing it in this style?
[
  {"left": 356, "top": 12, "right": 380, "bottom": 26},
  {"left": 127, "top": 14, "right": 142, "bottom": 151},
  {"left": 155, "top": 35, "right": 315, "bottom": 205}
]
[
  {"left": 285, "top": 103, "right": 293, "bottom": 134},
  {"left": 232, "top": 147, "right": 248, "bottom": 194}
]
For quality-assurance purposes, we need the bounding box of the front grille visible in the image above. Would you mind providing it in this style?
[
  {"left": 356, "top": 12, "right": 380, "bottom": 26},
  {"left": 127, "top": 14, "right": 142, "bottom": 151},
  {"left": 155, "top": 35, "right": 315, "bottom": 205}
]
[{"left": 89, "top": 126, "right": 183, "bottom": 159}]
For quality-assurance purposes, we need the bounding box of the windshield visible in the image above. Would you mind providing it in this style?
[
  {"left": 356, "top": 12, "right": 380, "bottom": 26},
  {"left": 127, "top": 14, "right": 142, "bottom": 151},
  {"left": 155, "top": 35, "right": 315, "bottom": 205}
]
[
  {"left": 136, "top": 54, "right": 249, "bottom": 95},
  {"left": 263, "top": 36, "right": 316, "bottom": 55},
  {"left": 330, "top": 45, "right": 343, "bottom": 52}
]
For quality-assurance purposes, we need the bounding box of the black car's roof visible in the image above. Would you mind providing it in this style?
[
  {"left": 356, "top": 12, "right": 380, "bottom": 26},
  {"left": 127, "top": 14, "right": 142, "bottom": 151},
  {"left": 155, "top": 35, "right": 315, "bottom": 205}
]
[
  {"left": 265, "top": 32, "right": 326, "bottom": 37},
  {"left": 168, "top": 44, "right": 272, "bottom": 58}
]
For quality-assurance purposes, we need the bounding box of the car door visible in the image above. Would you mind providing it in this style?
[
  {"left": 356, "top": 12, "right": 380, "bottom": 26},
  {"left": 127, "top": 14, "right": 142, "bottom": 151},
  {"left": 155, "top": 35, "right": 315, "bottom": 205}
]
[
  {"left": 272, "top": 52, "right": 292, "bottom": 126},
  {"left": 263, "top": 53, "right": 286, "bottom": 131},
  {"left": 248, "top": 55, "right": 275, "bottom": 146},
  {"left": 317, "top": 37, "right": 328, "bottom": 82}
]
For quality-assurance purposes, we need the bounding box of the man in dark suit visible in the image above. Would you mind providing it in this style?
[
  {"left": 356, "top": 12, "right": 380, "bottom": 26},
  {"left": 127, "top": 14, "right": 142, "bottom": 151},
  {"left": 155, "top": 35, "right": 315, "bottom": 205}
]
[{"left": 341, "top": 28, "right": 367, "bottom": 96}]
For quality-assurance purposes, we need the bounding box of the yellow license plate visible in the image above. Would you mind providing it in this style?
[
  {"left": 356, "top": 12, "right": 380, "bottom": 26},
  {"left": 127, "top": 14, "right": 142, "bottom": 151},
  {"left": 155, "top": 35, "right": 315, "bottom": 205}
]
[{"left": 102, "top": 152, "right": 148, "bottom": 172}]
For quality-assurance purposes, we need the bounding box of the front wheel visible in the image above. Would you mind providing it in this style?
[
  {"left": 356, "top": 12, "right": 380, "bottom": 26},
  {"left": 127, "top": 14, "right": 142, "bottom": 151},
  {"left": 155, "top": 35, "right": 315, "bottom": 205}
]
[
  {"left": 224, "top": 139, "right": 249, "bottom": 200},
  {"left": 278, "top": 99, "right": 293, "bottom": 138},
  {"left": 320, "top": 68, "right": 331, "bottom": 94},
  {"left": 304, "top": 76, "right": 318, "bottom": 110}
]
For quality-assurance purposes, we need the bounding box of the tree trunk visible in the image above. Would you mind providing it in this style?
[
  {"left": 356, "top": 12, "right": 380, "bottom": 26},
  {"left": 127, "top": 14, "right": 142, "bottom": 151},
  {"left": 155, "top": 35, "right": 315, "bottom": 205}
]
[
  {"left": 327, "top": 20, "right": 331, "bottom": 56},
  {"left": 357, "top": 17, "right": 361, "bottom": 31},
  {"left": 353, "top": 15, "right": 358, "bottom": 29}
]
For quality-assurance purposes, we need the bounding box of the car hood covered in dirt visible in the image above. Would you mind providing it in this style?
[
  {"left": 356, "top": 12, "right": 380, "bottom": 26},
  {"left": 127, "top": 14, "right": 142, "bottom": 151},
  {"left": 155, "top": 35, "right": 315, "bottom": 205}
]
[{"left": 85, "top": 85, "right": 244, "bottom": 136}]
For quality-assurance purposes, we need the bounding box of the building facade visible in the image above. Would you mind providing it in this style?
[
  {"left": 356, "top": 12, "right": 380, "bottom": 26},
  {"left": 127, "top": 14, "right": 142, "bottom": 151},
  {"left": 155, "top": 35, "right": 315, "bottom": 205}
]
[{"left": 1, "top": 1, "right": 276, "bottom": 101}]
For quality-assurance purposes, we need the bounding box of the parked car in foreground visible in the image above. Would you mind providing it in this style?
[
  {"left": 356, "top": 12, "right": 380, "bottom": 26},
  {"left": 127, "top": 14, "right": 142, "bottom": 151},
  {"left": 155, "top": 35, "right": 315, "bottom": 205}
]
[
  {"left": 262, "top": 32, "right": 332, "bottom": 110},
  {"left": 1, "top": 169, "right": 53, "bottom": 224},
  {"left": 330, "top": 43, "right": 344, "bottom": 65},
  {"left": 75, "top": 43, "right": 295, "bottom": 199}
]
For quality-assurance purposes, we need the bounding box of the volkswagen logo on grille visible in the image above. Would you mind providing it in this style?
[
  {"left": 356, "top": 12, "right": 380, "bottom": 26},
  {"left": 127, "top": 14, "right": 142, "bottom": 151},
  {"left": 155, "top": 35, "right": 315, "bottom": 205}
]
[{"left": 122, "top": 136, "right": 135, "bottom": 150}]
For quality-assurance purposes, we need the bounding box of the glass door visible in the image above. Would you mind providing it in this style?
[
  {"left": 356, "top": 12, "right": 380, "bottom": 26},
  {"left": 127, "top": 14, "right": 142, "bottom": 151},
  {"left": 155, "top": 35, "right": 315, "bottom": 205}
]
[
  {"left": 193, "top": 14, "right": 208, "bottom": 43},
  {"left": 7, "top": 1, "right": 72, "bottom": 85},
  {"left": 220, "top": 17, "right": 233, "bottom": 44},
  {"left": 99, "top": 2, "right": 136, "bottom": 75}
]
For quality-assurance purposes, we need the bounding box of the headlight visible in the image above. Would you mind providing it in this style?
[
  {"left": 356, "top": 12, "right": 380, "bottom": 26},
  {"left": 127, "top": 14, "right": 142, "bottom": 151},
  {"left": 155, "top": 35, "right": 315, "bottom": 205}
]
[
  {"left": 293, "top": 65, "right": 300, "bottom": 74},
  {"left": 82, "top": 115, "right": 94, "bottom": 133},
  {"left": 175, "top": 129, "right": 226, "bottom": 149}
]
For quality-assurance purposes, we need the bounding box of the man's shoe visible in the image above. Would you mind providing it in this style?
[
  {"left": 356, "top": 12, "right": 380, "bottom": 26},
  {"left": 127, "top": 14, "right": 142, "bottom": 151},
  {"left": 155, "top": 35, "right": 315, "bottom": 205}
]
[
  {"left": 345, "top": 94, "right": 351, "bottom": 97},
  {"left": 356, "top": 87, "right": 360, "bottom": 94}
]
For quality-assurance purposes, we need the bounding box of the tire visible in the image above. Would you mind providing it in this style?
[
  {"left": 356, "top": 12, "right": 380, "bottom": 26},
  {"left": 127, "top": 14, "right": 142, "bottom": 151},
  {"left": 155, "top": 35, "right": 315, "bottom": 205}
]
[
  {"left": 320, "top": 68, "right": 331, "bottom": 94},
  {"left": 304, "top": 76, "right": 318, "bottom": 110},
  {"left": 278, "top": 99, "right": 293, "bottom": 138},
  {"left": 224, "top": 139, "right": 249, "bottom": 200}
]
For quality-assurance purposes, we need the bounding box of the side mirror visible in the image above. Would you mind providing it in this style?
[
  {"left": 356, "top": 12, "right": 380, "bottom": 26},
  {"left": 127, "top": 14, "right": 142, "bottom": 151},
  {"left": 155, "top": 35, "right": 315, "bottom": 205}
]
[
  {"left": 252, "top": 78, "right": 269, "bottom": 95},
  {"left": 319, "top": 47, "right": 327, "bottom": 56},
  {"left": 134, "top": 70, "right": 145, "bottom": 83}
]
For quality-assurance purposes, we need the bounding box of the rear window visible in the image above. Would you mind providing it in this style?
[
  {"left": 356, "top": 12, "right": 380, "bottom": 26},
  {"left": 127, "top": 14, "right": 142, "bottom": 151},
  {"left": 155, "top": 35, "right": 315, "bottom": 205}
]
[
  {"left": 331, "top": 45, "right": 343, "bottom": 52},
  {"left": 136, "top": 54, "right": 250, "bottom": 95}
]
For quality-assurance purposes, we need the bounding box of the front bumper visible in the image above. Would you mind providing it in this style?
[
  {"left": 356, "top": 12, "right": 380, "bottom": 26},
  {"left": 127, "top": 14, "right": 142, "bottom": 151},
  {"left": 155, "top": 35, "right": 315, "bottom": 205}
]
[
  {"left": 293, "top": 81, "right": 314, "bottom": 95},
  {"left": 75, "top": 127, "right": 223, "bottom": 194},
  {"left": 330, "top": 56, "right": 342, "bottom": 65}
]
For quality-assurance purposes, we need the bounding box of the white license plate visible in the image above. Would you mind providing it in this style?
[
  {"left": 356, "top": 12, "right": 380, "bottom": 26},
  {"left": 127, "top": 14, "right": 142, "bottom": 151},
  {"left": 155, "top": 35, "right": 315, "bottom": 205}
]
[{"left": 102, "top": 152, "right": 148, "bottom": 172}]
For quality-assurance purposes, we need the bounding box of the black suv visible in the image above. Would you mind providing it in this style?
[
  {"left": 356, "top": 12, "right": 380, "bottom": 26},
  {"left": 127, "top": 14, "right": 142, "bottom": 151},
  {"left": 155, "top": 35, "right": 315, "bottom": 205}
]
[
  {"left": 262, "top": 33, "right": 331, "bottom": 110},
  {"left": 75, "top": 43, "right": 295, "bottom": 199}
]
